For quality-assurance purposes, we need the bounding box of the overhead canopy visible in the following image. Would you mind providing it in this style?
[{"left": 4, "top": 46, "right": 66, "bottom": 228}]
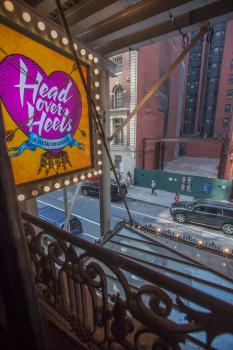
[{"left": 22, "top": 0, "right": 233, "bottom": 57}]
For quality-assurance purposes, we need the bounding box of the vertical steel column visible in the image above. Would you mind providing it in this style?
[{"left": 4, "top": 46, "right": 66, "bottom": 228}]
[
  {"left": 63, "top": 187, "right": 70, "bottom": 232},
  {"left": 0, "top": 106, "right": 46, "bottom": 350},
  {"left": 99, "top": 69, "right": 111, "bottom": 236}
]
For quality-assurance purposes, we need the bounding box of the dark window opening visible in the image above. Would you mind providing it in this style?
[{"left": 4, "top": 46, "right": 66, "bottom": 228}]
[
  {"left": 226, "top": 89, "right": 233, "bottom": 99},
  {"left": 113, "top": 118, "right": 124, "bottom": 145},
  {"left": 113, "top": 56, "right": 123, "bottom": 74},
  {"left": 225, "top": 104, "right": 232, "bottom": 112},
  {"left": 229, "top": 75, "right": 233, "bottom": 84},
  {"left": 223, "top": 116, "right": 231, "bottom": 128},
  {"left": 114, "top": 86, "right": 124, "bottom": 109}
]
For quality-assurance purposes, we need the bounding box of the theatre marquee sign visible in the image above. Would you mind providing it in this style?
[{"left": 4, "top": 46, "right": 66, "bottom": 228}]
[{"left": 0, "top": 23, "right": 98, "bottom": 198}]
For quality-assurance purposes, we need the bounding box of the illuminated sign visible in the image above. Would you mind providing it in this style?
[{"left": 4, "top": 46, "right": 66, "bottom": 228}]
[{"left": 0, "top": 23, "right": 93, "bottom": 189}]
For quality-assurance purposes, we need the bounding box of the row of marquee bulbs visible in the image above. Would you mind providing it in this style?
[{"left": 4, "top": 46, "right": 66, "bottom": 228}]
[
  {"left": 17, "top": 140, "right": 103, "bottom": 201},
  {"left": 17, "top": 169, "right": 103, "bottom": 202},
  {"left": 3, "top": 1, "right": 100, "bottom": 65},
  {"left": 136, "top": 225, "right": 231, "bottom": 257}
]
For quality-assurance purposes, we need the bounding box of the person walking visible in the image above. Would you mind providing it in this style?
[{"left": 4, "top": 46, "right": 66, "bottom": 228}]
[
  {"left": 127, "top": 171, "right": 132, "bottom": 187},
  {"left": 151, "top": 180, "right": 157, "bottom": 195},
  {"left": 175, "top": 192, "right": 180, "bottom": 202}
]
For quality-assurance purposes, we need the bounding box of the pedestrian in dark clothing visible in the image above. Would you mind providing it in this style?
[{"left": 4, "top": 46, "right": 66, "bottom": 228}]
[
  {"left": 175, "top": 192, "right": 180, "bottom": 202},
  {"left": 127, "top": 171, "right": 132, "bottom": 187},
  {"left": 151, "top": 180, "right": 157, "bottom": 195}
]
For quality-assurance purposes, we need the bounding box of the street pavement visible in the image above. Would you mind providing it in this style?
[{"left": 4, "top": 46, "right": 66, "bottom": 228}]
[
  {"left": 36, "top": 184, "right": 233, "bottom": 252},
  {"left": 126, "top": 185, "right": 194, "bottom": 207}
]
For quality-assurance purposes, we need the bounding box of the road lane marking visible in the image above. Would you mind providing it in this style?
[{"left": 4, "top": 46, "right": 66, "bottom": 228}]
[
  {"left": 112, "top": 216, "right": 121, "bottom": 220},
  {"left": 37, "top": 200, "right": 100, "bottom": 226},
  {"left": 82, "top": 232, "right": 98, "bottom": 239}
]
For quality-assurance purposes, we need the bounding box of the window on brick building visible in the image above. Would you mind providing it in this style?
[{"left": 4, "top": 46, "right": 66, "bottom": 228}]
[
  {"left": 213, "top": 47, "right": 223, "bottom": 54},
  {"left": 209, "top": 77, "right": 219, "bottom": 84},
  {"left": 226, "top": 89, "right": 233, "bottom": 99},
  {"left": 225, "top": 104, "right": 232, "bottom": 112},
  {"left": 213, "top": 30, "right": 225, "bottom": 40},
  {"left": 114, "top": 86, "right": 124, "bottom": 109},
  {"left": 229, "top": 75, "right": 233, "bottom": 84},
  {"left": 231, "top": 59, "right": 233, "bottom": 69},
  {"left": 113, "top": 56, "right": 122, "bottom": 74},
  {"left": 223, "top": 116, "right": 231, "bottom": 127},
  {"left": 112, "top": 118, "right": 124, "bottom": 145},
  {"left": 114, "top": 155, "right": 122, "bottom": 169}
]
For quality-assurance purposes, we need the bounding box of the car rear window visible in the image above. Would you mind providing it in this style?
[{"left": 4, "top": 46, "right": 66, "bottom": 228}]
[{"left": 223, "top": 209, "right": 233, "bottom": 218}]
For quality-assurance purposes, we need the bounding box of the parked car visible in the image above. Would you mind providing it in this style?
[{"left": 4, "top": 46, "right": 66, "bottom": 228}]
[
  {"left": 39, "top": 205, "right": 83, "bottom": 235},
  {"left": 170, "top": 199, "right": 233, "bottom": 234},
  {"left": 80, "top": 181, "right": 128, "bottom": 202}
]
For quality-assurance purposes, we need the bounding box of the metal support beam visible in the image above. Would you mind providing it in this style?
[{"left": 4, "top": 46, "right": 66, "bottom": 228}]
[
  {"left": 99, "top": 70, "right": 111, "bottom": 236},
  {"left": 0, "top": 106, "right": 46, "bottom": 350},
  {"left": 154, "top": 137, "right": 223, "bottom": 143},
  {"left": 66, "top": 0, "right": 118, "bottom": 27},
  {"left": 96, "top": 0, "right": 233, "bottom": 55},
  {"left": 78, "top": 0, "right": 197, "bottom": 42},
  {"left": 109, "top": 25, "right": 209, "bottom": 143},
  {"left": 56, "top": 0, "right": 133, "bottom": 226}
]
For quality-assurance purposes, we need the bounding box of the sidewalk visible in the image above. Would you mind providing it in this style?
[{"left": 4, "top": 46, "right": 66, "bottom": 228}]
[{"left": 126, "top": 185, "right": 193, "bottom": 207}]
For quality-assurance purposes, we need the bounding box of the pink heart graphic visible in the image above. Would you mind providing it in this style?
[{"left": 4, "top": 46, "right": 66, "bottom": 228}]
[{"left": 0, "top": 54, "right": 82, "bottom": 154}]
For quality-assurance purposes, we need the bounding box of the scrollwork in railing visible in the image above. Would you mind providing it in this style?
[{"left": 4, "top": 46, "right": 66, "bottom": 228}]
[{"left": 22, "top": 213, "right": 233, "bottom": 349}]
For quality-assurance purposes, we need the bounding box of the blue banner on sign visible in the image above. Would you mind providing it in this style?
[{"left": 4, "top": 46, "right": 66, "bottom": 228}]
[{"left": 8, "top": 132, "right": 83, "bottom": 157}]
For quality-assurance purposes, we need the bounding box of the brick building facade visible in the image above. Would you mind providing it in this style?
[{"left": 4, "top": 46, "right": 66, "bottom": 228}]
[{"left": 135, "top": 19, "right": 233, "bottom": 179}]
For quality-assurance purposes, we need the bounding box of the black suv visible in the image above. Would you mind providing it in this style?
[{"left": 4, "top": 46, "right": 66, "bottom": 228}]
[
  {"left": 80, "top": 181, "right": 128, "bottom": 202},
  {"left": 170, "top": 199, "right": 233, "bottom": 235}
]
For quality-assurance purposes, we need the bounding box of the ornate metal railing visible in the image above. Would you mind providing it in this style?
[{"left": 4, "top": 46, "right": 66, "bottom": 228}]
[{"left": 22, "top": 212, "right": 233, "bottom": 350}]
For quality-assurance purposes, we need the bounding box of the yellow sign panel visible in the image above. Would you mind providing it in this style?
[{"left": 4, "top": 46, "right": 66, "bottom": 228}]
[{"left": 0, "top": 24, "right": 93, "bottom": 186}]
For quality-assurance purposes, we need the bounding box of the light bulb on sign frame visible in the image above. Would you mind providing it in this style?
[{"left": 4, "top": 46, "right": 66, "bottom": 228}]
[
  {"left": 4, "top": 1, "right": 14, "bottom": 12},
  {"left": 22, "top": 12, "right": 31, "bottom": 23},
  {"left": 18, "top": 194, "right": 25, "bottom": 201},
  {"left": 38, "top": 21, "right": 46, "bottom": 31},
  {"left": 44, "top": 186, "right": 50, "bottom": 192},
  {"left": 51, "top": 30, "right": 58, "bottom": 39},
  {"left": 31, "top": 190, "right": 39, "bottom": 196},
  {"left": 62, "top": 37, "right": 68, "bottom": 45}
]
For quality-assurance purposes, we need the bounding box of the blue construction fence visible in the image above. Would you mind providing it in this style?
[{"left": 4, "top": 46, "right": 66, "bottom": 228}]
[{"left": 134, "top": 168, "right": 233, "bottom": 201}]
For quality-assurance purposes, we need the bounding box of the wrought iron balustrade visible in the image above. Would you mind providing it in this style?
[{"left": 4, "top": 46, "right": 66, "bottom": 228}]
[{"left": 22, "top": 212, "right": 233, "bottom": 350}]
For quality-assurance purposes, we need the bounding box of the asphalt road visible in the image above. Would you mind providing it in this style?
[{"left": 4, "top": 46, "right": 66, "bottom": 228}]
[{"left": 36, "top": 185, "right": 233, "bottom": 250}]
